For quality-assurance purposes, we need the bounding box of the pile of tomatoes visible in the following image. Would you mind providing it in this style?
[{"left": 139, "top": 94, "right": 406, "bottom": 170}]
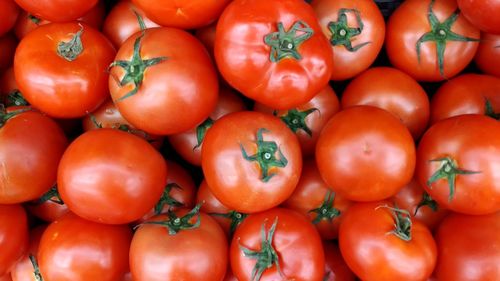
[{"left": 0, "top": 0, "right": 499, "bottom": 280}]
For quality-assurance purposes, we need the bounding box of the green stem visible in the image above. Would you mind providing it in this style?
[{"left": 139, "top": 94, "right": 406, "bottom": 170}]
[
  {"left": 57, "top": 25, "right": 84, "bottom": 61},
  {"left": 375, "top": 205, "right": 412, "bottom": 241},
  {"left": 29, "top": 254, "right": 44, "bottom": 281},
  {"left": 277, "top": 108, "right": 318, "bottom": 137},
  {"left": 153, "top": 183, "right": 185, "bottom": 215},
  {"left": 37, "top": 185, "right": 64, "bottom": 205},
  {"left": 193, "top": 117, "right": 214, "bottom": 150},
  {"left": 308, "top": 191, "right": 341, "bottom": 224},
  {"left": 138, "top": 203, "right": 202, "bottom": 235},
  {"left": 210, "top": 210, "right": 247, "bottom": 235},
  {"left": 414, "top": 192, "right": 438, "bottom": 215},
  {"left": 6, "top": 90, "right": 29, "bottom": 107},
  {"left": 264, "top": 20, "right": 314, "bottom": 62},
  {"left": 328, "top": 8, "right": 370, "bottom": 51}
]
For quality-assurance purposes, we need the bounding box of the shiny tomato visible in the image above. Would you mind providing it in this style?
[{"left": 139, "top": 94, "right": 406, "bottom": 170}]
[
  {"left": 312, "top": 0, "right": 385, "bottom": 80},
  {"left": 58, "top": 129, "right": 167, "bottom": 224},
  {"left": 474, "top": 33, "right": 500, "bottom": 77},
  {"left": 0, "top": 204, "right": 28, "bottom": 277},
  {"left": 202, "top": 111, "right": 302, "bottom": 213},
  {"left": 386, "top": 0, "right": 480, "bottom": 81},
  {"left": 323, "top": 241, "right": 355, "bottom": 281},
  {"left": 339, "top": 201, "right": 437, "bottom": 281},
  {"left": 457, "top": 0, "right": 500, "bottom": 34},
  {"left": 215, "top": 0, "right": 333, "bottom": 109},
  {"left": 10, "top": 225, "right": 46, "bottom": 281},
  {"left": 0, "top": 0, "right": 19, "bottom": 37},
  {"left": 341, "top": 67, "right": 430, "bottom": 139},
  {"left": 0, "top": 34, "right": 17, "bottom": 73},
  {"left": 417, "top": 114, "right": 500, "bottom": 215},
  {"left": 13, "top": 0, "right": 98, "bottom": 22},
  {"left": 316, "top": 106, "right": 416, "bottom": 202},
  {"left": 25, "top": 185, "right": 70, "bottom": 222}
]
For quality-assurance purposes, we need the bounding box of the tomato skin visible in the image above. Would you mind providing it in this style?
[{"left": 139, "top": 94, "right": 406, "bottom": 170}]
[
  {"left": 0, "top": 34, "right": 17, "bottom": 73},
  {"left": 0, "top": 275, "right": 12, "bottom": 281},
  {"left": 0, "top": 68, "right": 18, "bottom": 103},
  {"left": 323, "top": 241, "right": 355, "bottom": 281},
  {"left": 316, "top": 106, "right": 416, "bottom": 202},
  {"left": 434, "top": 212, "right": 500, "bottom": 281},
  {"left": 312, "top": 0, "right": 385, "bottom": 81},
  {"left": 341, "top": 67, "right": 430, "bottom": 140},
  {"left": 26, "top": 199, "right": 70, "bottom": 223},
  {"left": 13, "top": 0, "right": 98, "bottom": 22},
  {"left": 0, "top": 204, "right": 29, "bottom": 277},
  {"left": 58, "top": 129, "right": 167, "bottom": 224},
  {"left": 0, "top": 0, "right": 19, "bottom": 37},
  {"left": 10, "top": 225, "right": 46, "bottom": 281},
  {"left": 197, "top": 180, "right": 236, "bottom": 236},
  {"left": 195, "top": 22, "right": 217, "bottom": 56},
  {"left": 215, "top": 0, "right": 333, "bottom": 110},
  {"left": 474, "top": 33, "right": 500, "bottom": 78},
  {"left": 457, "top": 0, "right": 500, "bottom": 34}
]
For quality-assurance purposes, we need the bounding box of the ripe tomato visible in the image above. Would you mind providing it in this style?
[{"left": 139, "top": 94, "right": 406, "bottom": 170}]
[
  {"left": 38, "top": 213, "right": 132, "bottom": 281},
  {"left": 316, "top": 106, "right": 416, "bottom": 202},
  {"left": 339, "top": 201, "right": 437, "bottom": 281},
  {"left": 254, "top": 85, "right": 340, "bottom": 156},
  {"left": 283, "top": 159, "right": 352, "bottom": 240},
  {"left": 231, "top": 208, "right": 324, "bottom": 281},
  {"left": 430, "top": 74, "right": 500, "bottom": 124},
  {"left": 14, "top": 22, "right": 115, "bottom": 118},
  {"left": 202, "top": 111, "right": 302, "bottom": 213},
  {"left": 312, "top": 0, "right": 385, "bottom": 81},
  {"left": 0, "top": 204, "right": 28, "bottom": 277},
  {"left": 474, "top": 33, "right": 500, "bottom": 78},
  {"left": 215, "top": 0, "right": 333, "bottom": 109},
  {"left": 13, "top": 0, "right": 98, "bottom": 22},
  {"left": 10, "top": 225, "right": 46, "bottom": 281},
  {"left": 109, "top": 27, "right": 218, "bottom": 135},
  {"left": 0, "top": 68, "right": 23, "bottom": 106},
  {"left": 457, "top": 0, "right": 500, "bottom": 34},
  {"left": 195, "top": 22, "right": 217, "bottom": 56},
  {"left": 130, "top": 206, "right": 228, "bottom": 281},
  {"left": 58, "top": 129, "right": 167, "bottom": 224},
  {"left": 323, "top": 241, "right": 355, "bottom": 281},
  {"left": 386, "top": 0, "right": 480, "bottom": 81},
  {"left": 0, "top": 34, "right": 17, "bottom": 73},
  {"left": 434, "top": 212, "right": 500, "bottom": 281},
  {"left": 341, "top": 67, "right": 430, "bottom": 140},
  {"left": 0, "top": 0, "right": 19, "bottom": 37},
  {"left": 168, "top": 87, "right": 246, "bottom": 166},
  {"left": 0, "top": 275, "right": 11, "bottom": 281},
  {"left": 26, "top": 185, "right": 70, "bottom": 222},
  {"left": 0, "top": 109, "right": 67, "bottom": 204},
  {"left": 417, "top": 114, "right": 500, "bottom": 215}
]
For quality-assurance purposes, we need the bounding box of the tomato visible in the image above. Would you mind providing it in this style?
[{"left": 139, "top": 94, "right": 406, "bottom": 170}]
[
  {"left": 434, "top": 212, "right": 500, "bottom": 281},
  {"left": 312, "top": 0, "right": 385, "bottom": 80},
  {"left": 38, "top": 213, "right": 132, "bottom": 281},
  {"left": 0, "top": 275, "right": 11, "bottom": 281},
  {"left": 0, "top": 204, "right": 28, "bottom": 277},
  {"left": 231, "top": 208, "right": 324, "bottom": 281},
  {"left": 457, "top": 0, "right": 500, "bottom": 34},
  {"left": 0, "top": 34, "right": 17, "bottom": 73},
  {"left": 102, "top": 0, "right": 160, "bottom": 48},
  {"left": 25, "top": 185, "right": 70, "bottom": 222},
  {"left": 215, "top": 0, "right": 333, "bottom": 110},
  {"left": 283, "top": 159, "right": 352, "bottom": 240},
  {"left": 341, "top": 67, "right": 430, "bottom": 140},
  {"left": 0, "top": 109, "right": 67, "bottom": 204},
  {"left": 474, "top": 33, "right": 500, "bottom": 78},
  {"left": 10, "top": 225, "right": 46, "bottom": 281},
  {"left": 130, "top": 206, "right": 228, "bottom": 281},
  {"left": 13, "top": 0, "right": 98, "bottom": 22},
  {"left": 316, "top": 106, "right": 416, "bottom": 202},
  {"left": 132, "top": 0, "right": 231, "bottom": 30},
  {"left": 0, "top": 68, "right": 23, "bottom": 107},
  {"left": 323, "top": 241, "right": 355, "bottom": 281},
  {"left": 339, "top": 201, "right": 437, "bottom": 281},
  {"left": 386, "top": 0, "right": 480, "bottom": 81},
  {"left": 109, "top": 27, "right": 218, "bottom": 135},
  {"left": 58, "top": 129, "right": 167, "bottom": 224},
  {"left": 430, "top": 74, "right": 500, "bottom": 124},
  {"left": 202, "top": 111, "right": 302, "bottom": 213},
  {"left": 195, "top": 22, "right": 217, "bottom": 56},
  {"left": 0, "top": 0, "right": 19, "bottom": 37},
  {"left": 223, "top": 268, "right": 238, "bottom": 281},
  {"left": 254, "top": 85, "right": 340, "bottom": 156},
  {"left": 168, "top": 87, "right": 246, "bottom": 166}
]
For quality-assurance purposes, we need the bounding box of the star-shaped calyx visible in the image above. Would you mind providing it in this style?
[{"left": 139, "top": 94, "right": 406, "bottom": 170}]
[
  {"left": 275, "top": 108, "right": 318, "bottom": 137},
  {"left": 264, "top": 20, "right": 314, "bottom": 62},
  {"left": 328, "top": 8, "right": 370, "bottom": 52}
]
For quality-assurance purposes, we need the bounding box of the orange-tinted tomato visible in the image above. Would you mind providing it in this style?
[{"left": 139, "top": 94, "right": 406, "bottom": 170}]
[
  {"left": 13, "top": 0, "right": 98, "bottom": 22},
  {"left": 0, "top": 204, "right": 29, "bottom": 277}
]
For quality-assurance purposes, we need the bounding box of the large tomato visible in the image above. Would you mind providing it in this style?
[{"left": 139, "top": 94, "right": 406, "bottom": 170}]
[
  {"left": 474, "top": 33, "right": 500, "bottom": 78},
  {"left": 202, "top": 111, "right": 302, "bottom": 213},
  {"left": 109, "top": 27, "right": 218, "bottom": 135},
  {"left": 386, "top": 0, "right": 480, "bottom": 81},
  {"left": 231, "top": 208, "right": 324, "bottom": 281},
  {"left": 0, "top": 0, "right": 19, "bottom": 37},
  {"left": 323, "top": 241, "right": 355, "bottom": 281},
  {"left": 13, "top": 0, "right": 98, "bottom": 22},
  {"left": 416, "top": 114, "right": 500, "bottom": 215},
  {"left": 0, "top": 204, "right": 28, "bottom": 277},
  {"left": 311, "top": 0, "right": 385, "bottom": 80},
  {"left": 339, "top": 201, "right": 437, "bottom": 281},
  {"left": 10, "top": 225, "right": 46, "bottom": 281},
  {"left": 316, "top": 106, "right": 416, "bottom": 202},
  {"left": 57, "top": 129, "right": 167, "bottom": 224},
  {"left": 457, "top": 0, "right": 500, "bottom": 34},
  {"left": 215, "top": 0, "right": 333, "bottom": 109}
]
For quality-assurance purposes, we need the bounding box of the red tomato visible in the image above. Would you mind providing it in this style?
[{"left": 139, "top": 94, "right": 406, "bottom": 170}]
[
  {"left": 474, "top": 32, "right": 500, "bottom": 78},
  {"left": 457, "top": 0, "right": 500, "bottom": 34},
  {"left": 339, "top": 201, "right": 437, "bottom": 281},
  {"left": 13, "top": 0, "right": 98, "bottom": 22},
  {"left": 109, "top": 27, "right": 218, "bottom": 135},
  {"left": 202, "top": 111, "right": 302, "bottom": 213},
  {"left": 386, "top": 0, "right": 480, "bottom": 81},
  {"left": 223, "top": 268, "right": 238, "bottom": 281},
  {"left": 130, "top": 206, "right": 228, "bottom": 281},
  {"left": 316, "top": 106, "right": 416, "bottom": 202},
  {"left": 231, "top": 208, "right": 324, "bottom": 281},
  {"left": 25, "top": 185, "right": 70, "bottom": 222},
  {"left": 0, "top": 204, "right": 28, "bottom": 277},
  {"left": 58, "top": 129, "right": 167, "bottom": 224},
  {"left": 341, "top": 67, "right": 430, "bottom": 140},
  {"left": 434, "top": 212, "right": 500, "bottom": 281},
  {"left": 215, "top": 0, "right": 333, "bottom": 109},
  {"left": 0, "top": 0, "right": 19, "bottom": 37},
  {"left": 0, "top": 67, "right": 23, "bottom": 106},
  {"left": 10, "top": 225, "right": 46, "bottom": 281},
  {"left": 417, "top": 114, "right": 500, "bottom": 215},
  {"left": 195, "top": 22, "right": 217, "bottom": 56},
  {"left": 0, "top": 34, "right": 17, "bottom": 73},
  {"left": 312, "top": 0, "right": 385, "bottom": 80},
  {"left": 0, "top": 275, "right": 11, "bottom": 281},
  {"left": 38, "top": 213, "right": 132, "bottom": 281},
  {"left": 323, "top": 241, "right": 355, "bottom": 281}
]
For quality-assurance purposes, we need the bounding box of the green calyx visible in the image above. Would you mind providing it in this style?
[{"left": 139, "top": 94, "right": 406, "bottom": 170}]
[
  {"left": 416, "top": 0, "right": 480, "bottom": 77},
  {"left": 264, "top": 20, "right": 314, "bottom": 62},
  {"left": 139, "top": 203, "right": 202, "bottom": 235},
  {"left": 29, "top": 254, "right": 43, "bottom": 281},
  {"left": 210, "top": 210, "right": 247, "bottom": 235},
  {"left": 240, "top": 128, "right": 288, "bottom": 182},
  {"left": 415, "top": 191, "right": 438, "bottom": 215},
  {"left": 132, "top": 9, "right": 146, "bottom": 31},
  {"left": 193, "top": 117, "right": 214, "bottom": 150},
  {"left": 28, "top": 14, "right": 41, "bottom": 25},
  {"left": 309, "top": 191, "right": 341, "bottom": 224},
  {"left": 427, "top": 157, "right": 480, "bottom": 201},
  {"left": 153, "top": 183, "right": 185, "bottom": 215},
  {"left": 485, "top": 98, "right": 499, "bottom": 120},
  {"left": 376, "top": 205, "right": 412, "bottom": 241},
  {"left": 37, "top": 185, "right": 64, "bottom": 205},
  {"left": 6, "top": 90, "right": 29, "bottom": 107},
  {"left": 328, "top": 8, "right": 370, "bottom": 52},
  {"left": 276, "top": 108, "right": 318, "bottom": 137},
  {"left": 57, "top": 25, "right": 84, "bottom": 62},
  {"left": 0, "top": 105, "right": 29, "bottom": 128}
]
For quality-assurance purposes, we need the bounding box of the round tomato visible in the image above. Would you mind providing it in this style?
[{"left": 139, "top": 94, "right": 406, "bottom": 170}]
[
  {"left": 0, "top": 0, "right": 19, "bottom": 37},
  {"left": 457, "top": 0, "right": 500, "bottom": 34},
  {"left": 386, "top": 0, "right": 480, "bottom": 81},
  {"left": 26, "top": 185, "right": 70, "bottom": 222},
  {"left": 38, "top": 213, "right": 132, "bottom": 281},
  {"left": 417, "top": 114, "right": 500, "bottom": 215},
  {"left": 13, "top": 0, "right": 98, "bottom": 22},
  {"left": 58, "top": 129, "right": 167, "bottom": 224},
  {"left": 341, "top": 67, "right": 430, "bottom": 140},
  {"left": 0, "top": 204, "right": 28, "bottom": 277},
  {"left": 202, "top": 111, "right": 302, "bottom": 213},
  {"left": 339, "top": 201, "right": 437, "bottom": 281},
  {"left": 0, "top": 34, "right": 17, "bottom": 72},
  {"left": 312, "top": 0, "right": 385, "bottom": 80},
  {"left": 474, "top": 32, "right": 500, "bottom": 77},
  {"left": 10, "top": 225, "right": 46, "bottom": 281},
  {"left": 316, "top": 106, "right": 416, "bottom": 202},
  {"left": 323, "top": 241, "right": 355, "bottom": 281},
  {"left": 109, "top": 27, "right": 218, "bottom": 135},
  {"left": 130, "top": 206, "right": 228, "bottom": 281},
  {"left": 215, "top": 0, "right": 333, "bottom": 109}
]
